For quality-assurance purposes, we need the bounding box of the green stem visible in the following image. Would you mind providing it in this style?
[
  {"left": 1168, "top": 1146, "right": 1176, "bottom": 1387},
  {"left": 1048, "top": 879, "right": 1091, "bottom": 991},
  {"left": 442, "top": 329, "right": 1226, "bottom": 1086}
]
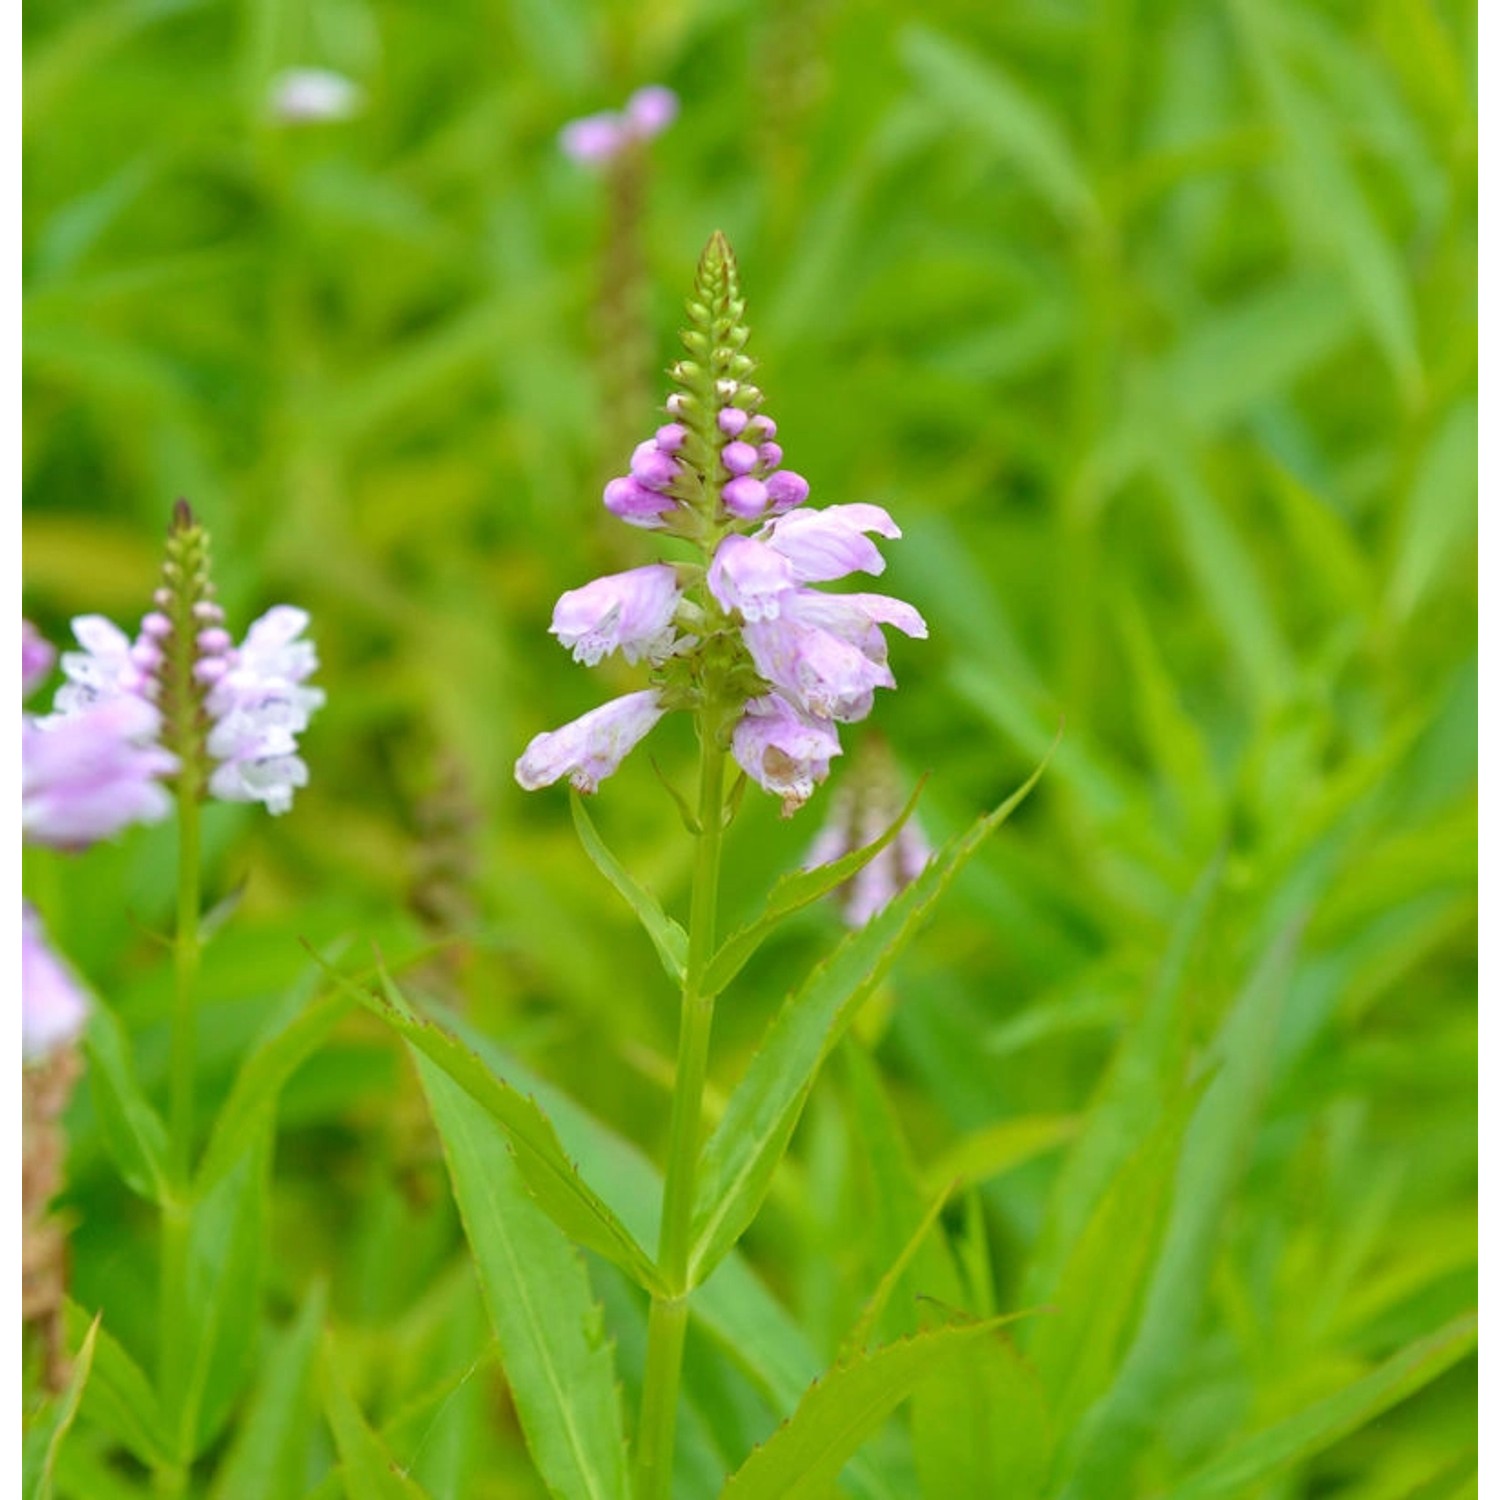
[
  {"left": 635, "top": 720, "right": 728, "bottom": 1500},
  {"left": 159, "top": 771, "right": 200, "bottom": 1479},
  {"left": 168, "top": 777, "right": 201, "bottom": 1185}
]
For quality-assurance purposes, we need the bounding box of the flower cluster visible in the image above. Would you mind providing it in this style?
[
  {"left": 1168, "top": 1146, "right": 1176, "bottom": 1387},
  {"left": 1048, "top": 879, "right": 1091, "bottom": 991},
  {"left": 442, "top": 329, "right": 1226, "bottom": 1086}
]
[
  {"left": 516, "top": 232, "right": 925, "bottom": 814},
  {"left": 48, "top": 504, "right": 324, "bottom": 817},
  {"left": 559, "top": 86, "right": 678, "bottom": 165}
]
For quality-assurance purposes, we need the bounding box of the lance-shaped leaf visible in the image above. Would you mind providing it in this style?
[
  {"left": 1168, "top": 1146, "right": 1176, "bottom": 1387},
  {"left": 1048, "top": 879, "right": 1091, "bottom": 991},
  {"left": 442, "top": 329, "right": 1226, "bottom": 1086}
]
[
  {"left": 61, "top": 1301, "right": 172, "bottom": 1470},
  {"left": 689, "top": 754, "right": 1050, "bottom": 1284},
  {"left": 1160, "top": 1312, "right": 1477, "bottom": 1500},
  {"left": 23, "top": 1315, "right": 97, "bottom": 1500},
  {"left": 316, "top": 952, "right": 664, "bottom": 1295},
  {"left": 321, "top": 1334, "right": 433, "bottom": 1500},
  {"left": 416, "top": 1057, "right": 630, "bottom": 1500},
  {"left": 210, "top": 1284, "right": 326, "bottom": 1500},
  {"left": 197, "top": 990, "right": 354, "bottom": 1194},
  {"left": 720, "top": 1320, "right": 1021, "bottom": 1499},
  {"left": 571, "top": 792, "right": 687, "bottom": 983},
  {"left": 83, "top": 1002, "right": 169, "bottom": 1204},
  {"left": 700, "top": 778, "right": 928, "bottom": 1000}
]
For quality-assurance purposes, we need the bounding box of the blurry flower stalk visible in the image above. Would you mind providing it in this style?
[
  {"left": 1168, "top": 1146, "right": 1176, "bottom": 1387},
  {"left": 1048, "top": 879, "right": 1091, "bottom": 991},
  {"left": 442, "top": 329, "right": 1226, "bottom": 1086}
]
[
  {"left": 513, "top": 232, "right": 923, "bottom": 1500},
  {"left": 560, "top": 86, "right": 678, "bottom": 459},
  {"left": 805, "top": 735, "right": 932, "bottom": 927},
  {"left": 22, "top": 504, "right": 322, "bottom": 1435}
]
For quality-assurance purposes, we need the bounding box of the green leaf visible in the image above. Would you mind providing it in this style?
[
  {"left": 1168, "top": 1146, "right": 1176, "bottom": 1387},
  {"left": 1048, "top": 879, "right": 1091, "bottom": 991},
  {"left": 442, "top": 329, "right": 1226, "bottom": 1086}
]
[
  {"left": 1161, "top": 1313, "right": 1477, "bottom": 1500},
  {"left": 571, "top": 791, "right": 688, "bottom": 984},
  {"left": 701, "top": 778, "right": 928, "bottom": 1000},
  {"left": 1057, "top": 917, "right": 1302, "bottom": 1497},
  {"left": 1388, "top": 399, "right": 1478, "bottom": 622},
  {"left": 911, "top": 1332, "right": 1052, "bottom": 1500},
  {"left": 839, "top": 1182, "right": 955, "bottom": 1359},
  {"left": 720, "top": 1320, "right": 1018, "bottom": 1499},
  {"left": 210, "top": 1284, "right": 327, "bottom": 1500},
  {"left": 415, "top": 1057, "right": 630, "bottom": 1500},
  {"left": 900, "top": 26, "right": 1098, "bottom": 226},
  {"left": 689, "top": 753, "right": 1051, "bottom": 1284},
  {"left": 197, "top": 990, "right": 354, "bottom": 1194},
  {"left": 83, "top": 1002, "right": 170, "bottom": 1204},
  {"left": 24, "top": 1314, "right": 97, "bottom": 1500},
  {"left": 922, "top": 1114, "right": 1078, "bottom": 1194},
  {"left": 321, "top": 1334, "right": 433, "bottom": 1500},
  {"left": 167, "top": 1138, "right": 271, "bottom": 1458},
  {"left": 61, "top": 1301, "right": 172, "bottom": 1469},
  {"left": 322, "top": 952, "right": 663, "bottom": 1294}
]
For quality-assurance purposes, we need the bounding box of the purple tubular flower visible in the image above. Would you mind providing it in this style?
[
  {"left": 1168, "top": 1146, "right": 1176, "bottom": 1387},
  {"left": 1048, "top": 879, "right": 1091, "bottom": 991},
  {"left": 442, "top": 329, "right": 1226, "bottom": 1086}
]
[
  {"left": 785, "top": 590, "right": 929, "bottom": 656},
  {"left": 23, "top": 621, "right": 54, "bottom": 698},
  {"left": 22, "top": 904, "right": 89, "bottom": 1063},
  {"left": 23, "top": 696, "right": 177, "bottom": 848},
  {"left": 732, "top": 695, "right": 842, "bottom": 815},
  {"left": 603, "top": 476, "right": 677, "bottom": 529},
  {"left": 722, "top": 476, "right": 769, "bottom": 520},
  {"left": 515, "top": 690, "right": 666, "bottom": 793},
  {"left": 762, "top": 503, "right": 901, "bottom": 583},
  {"left": 560, "top": 112, "right": 630, "bottom": 163},
  {"left": 765, "top": 470, "right": 810, "bottom": 513},
  {"left": 758, "top": 441, "right": 783, "bottom": 469},
  {"left": 626, "top": 86, "right": 679, "bottom": 137},
  {"left": 550, "top": 565, "right": 683, "bottom": 666},
  {"left": 742, "top": 613, "right": 894, "bottom": 723},
  {"left": 707, "top": 535, "right": 798, "bottom": 621},
  {"left": 655, "top": 423, "right": 687, "bottom": 453},
  {"left": 718, "top": 407, "right": 750, "bottom": 437},
  {"left": 53, "top": 615, "right": 150, "bottom": 711},
  {"left": 205, "top": 606, "right": 324, "bottom": 815}
]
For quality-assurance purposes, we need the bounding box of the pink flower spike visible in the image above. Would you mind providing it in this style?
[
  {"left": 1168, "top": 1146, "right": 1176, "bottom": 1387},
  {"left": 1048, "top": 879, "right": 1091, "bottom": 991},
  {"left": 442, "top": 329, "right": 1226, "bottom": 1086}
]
[
  {"left": 550, "top": 565, "right": 682, "bottom": 666},
  {"left": 604, "top": 476, "right": 677, "bottom": 529},
  {"left": 708, "top": 535, "right": 797, "bottom": 621},
  {"left": 731, "top": 695, "right": 842, "bottom": 815},
  {"left": 515, "top": 690, "right": 666, "bottom": 793},
  {"left": 625, "top": 85, "right": 678, "bottom": 138}
]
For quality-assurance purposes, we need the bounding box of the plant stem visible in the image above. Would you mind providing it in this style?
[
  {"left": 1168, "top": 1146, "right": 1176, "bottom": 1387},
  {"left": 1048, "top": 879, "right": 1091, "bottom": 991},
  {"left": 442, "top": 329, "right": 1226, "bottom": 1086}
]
[
  {"left": 168, "top": 777, "right": 201, "bottom": 1185},
  {"left": 635, "top": 720, "right": 727, "bottom": 1500},
  {"left": 159, "top": 770, "right": 200, "bottom": 1479}
]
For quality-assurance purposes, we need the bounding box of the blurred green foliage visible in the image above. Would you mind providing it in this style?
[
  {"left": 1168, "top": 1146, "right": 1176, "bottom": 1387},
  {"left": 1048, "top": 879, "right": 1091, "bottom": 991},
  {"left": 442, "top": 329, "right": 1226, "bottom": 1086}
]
[{"left": 24, "top": 0, "right": 1475, "bottom": 1494}]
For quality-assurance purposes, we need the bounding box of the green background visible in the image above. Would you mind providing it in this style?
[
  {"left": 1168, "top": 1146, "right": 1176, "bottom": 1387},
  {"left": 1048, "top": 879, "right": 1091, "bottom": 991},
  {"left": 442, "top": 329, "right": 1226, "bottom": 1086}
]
[{"left": 24, "top": 0, "right": 1476, "bottom": 1494}]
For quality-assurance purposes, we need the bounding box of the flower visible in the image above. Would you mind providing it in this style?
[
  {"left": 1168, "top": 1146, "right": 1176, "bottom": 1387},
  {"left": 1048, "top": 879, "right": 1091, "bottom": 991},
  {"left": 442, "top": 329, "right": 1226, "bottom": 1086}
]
[
  {"left": 732, "top": 695, "right": 842, "bottom": 813},
  {"left": 559, "top": 85, "right": 678, "bottom": 164},
  {"left": 268, "top": 68, "right": 362, "bottom": 125},
  {"left": 42, "top": 509, "right": 323, "bottom": 817},
  {"left": 203, "top": 607, "right": 325, "bottom": 815},
  {"left": 22, "top": 905, "right": 90, "bottom": 1063},
  {"left": 516, "top": 691, "right": 666, "bottom": 793},
  {"left": 550, "top": 566, "right": 684, "bottom": 666},
  {"left": 22, "top": 622, "right": 53, "bottom": 698},
  {"left": 516, "top": 231, "right": 923, "bottom": 811},
  {"left": 23, "top": 696, "right": 176, "bottom": 848}
]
